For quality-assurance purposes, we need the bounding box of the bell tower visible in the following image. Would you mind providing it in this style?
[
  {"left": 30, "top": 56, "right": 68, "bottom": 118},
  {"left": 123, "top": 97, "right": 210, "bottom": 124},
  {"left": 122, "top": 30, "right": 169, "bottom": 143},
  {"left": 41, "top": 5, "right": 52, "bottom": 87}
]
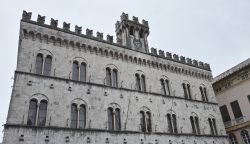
[{"left": 116, "top": 13, "right": 150, "bottom": 53}]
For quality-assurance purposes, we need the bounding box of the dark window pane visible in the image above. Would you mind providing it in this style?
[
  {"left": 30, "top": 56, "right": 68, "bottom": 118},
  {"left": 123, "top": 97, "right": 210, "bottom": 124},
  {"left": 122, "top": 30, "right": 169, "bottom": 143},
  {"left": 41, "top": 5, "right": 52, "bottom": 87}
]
[
  {"left": 80, "top": 63, "right": 86, "bottom": 82},
  {"left": 172, "top": 114, "right": 178, "bottom": 133},
  {"left": 230, "top": 101, "right": 243, "bottom": 119},
  {"left": 108, "top": 108, "right": 114, "bottom": 130},
  {"left": 79, "top": 105, "right": 86, "bottom": 128},
  {"left": 70, "top": 104, "right": 77, "bottom": 128},
  {"left": 140, "top": 111, "right": 145, "bottom": 132},
  {"left": 43, "top": 55, "right": 52, "bottom": 76},
  {"left": 129, "top": 26, "right": 134, "bottom": 35},
  {"left": 27, "top": 99, "right": 37, "bottom": 126},
  {"left": 35, "top": 54, "right": 43, "bottom": 75},
  {"left": 212, "top": 118, "right": 218, "bottom": 135},
  {"left": 115, "top": 108, "right": 121, "bottom": 130},
  {"left": 167, "top": 114, "right": 173, "bottom": 133},
  {"left": 200, "top": 87, "right": 205, "bottom": 101},
  {"left": 182, "top": 83, "right": 188, "bottom": 99},
  {"left": 38, "top": 100, "right": 47, "bottom": 126},
  {"left": 161, "top": 79, "right": 166, "bottom": 95},
  {"left": 208, "top": 118, "right": 214, "bottom": 135},
  {"left": 219, "top": 105, "right": 231, "bottom": 122},
  {"left": 106, "top": 68, "right": 112, "bottom": 86},
  {"left": 72, "top": 61, "right": 79, "bottom": 80},
  {"left": 135, "top": 73, "right": 141, "bottom": 91},
  {"left": 195, "top": 117, "right": 200, "bottom": 134},
  {"left": 248, "top": 95, "right": 250, "bottom": 103},
  {"left": 141, "top": 75, "right": 146, "bottom": 92},
  {"left": 190, "top": 116, "right": 196, "bottom": 134},
  {"left": 204, "top": 87, "right": 208, "bottom": 101},
  {"left": 187, "top": 84, "right": 192, "bottom": 99},
  {"left": 112, "top": 69, "right": 118, "bottom": 87},
  {"left": 166, "top": 80, "right": 170, "bottom": 95},
  {"left": 146, "top": 112, "right": 151, "bottom": 132}
]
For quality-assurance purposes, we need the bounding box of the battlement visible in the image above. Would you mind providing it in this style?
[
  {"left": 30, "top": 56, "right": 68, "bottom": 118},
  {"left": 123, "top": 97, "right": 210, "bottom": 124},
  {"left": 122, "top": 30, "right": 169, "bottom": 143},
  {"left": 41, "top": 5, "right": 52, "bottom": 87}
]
[
  {"left": 150, "top": 48, "right": 211, "bottom": 71},
  {"left": 115, "top": 12, "right": 149, "bottom": 30},
  {"left": 21, "top": 10, "right": 211, "bottom": 71},
  {"left": 22, "top": 11, "right": 115, "bottom": 44}
]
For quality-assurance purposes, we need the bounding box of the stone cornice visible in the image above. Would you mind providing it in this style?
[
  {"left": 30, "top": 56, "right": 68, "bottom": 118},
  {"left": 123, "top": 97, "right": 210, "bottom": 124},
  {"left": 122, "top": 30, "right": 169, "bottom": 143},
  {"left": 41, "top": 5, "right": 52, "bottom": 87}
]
[
  {"left": 15, "top": 71, "right": 218, "bottom": 106},
  {"left": 4, "top": 124, "right": 227, "bottom": 138}
]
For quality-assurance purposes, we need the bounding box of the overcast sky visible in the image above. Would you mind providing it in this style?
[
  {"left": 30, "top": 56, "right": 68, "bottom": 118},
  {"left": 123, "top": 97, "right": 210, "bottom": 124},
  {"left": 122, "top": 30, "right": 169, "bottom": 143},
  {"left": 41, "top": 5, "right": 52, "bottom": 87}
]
[{"left": 0, "top": 0, "right": 250, "bottom": 141}]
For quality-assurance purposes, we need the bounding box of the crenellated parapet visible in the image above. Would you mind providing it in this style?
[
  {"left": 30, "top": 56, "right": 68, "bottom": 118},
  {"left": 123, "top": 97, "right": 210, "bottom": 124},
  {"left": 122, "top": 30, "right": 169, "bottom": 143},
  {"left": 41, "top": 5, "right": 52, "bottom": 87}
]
[
  {"left": 150, "top": 48, "right": 211, "bottom": 71},
  {"left": 21, "top": 10, "right": 211, "bottom": 72},
  {"left": 117, "top": 12, "right": 149, "bottom": 29},
  {"left": 115, "top": 12, "right": 150, "bottom": 53},
  {"left": 21, "top": 11, "right": 116, "bottom": 45}
]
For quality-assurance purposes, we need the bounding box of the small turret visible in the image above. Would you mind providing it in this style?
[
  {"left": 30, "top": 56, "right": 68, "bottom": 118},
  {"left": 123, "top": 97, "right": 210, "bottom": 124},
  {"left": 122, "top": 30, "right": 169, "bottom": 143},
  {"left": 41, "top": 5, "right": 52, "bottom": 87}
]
[{"left": 115, "top": 13, "right": 150, "bottom": 53}]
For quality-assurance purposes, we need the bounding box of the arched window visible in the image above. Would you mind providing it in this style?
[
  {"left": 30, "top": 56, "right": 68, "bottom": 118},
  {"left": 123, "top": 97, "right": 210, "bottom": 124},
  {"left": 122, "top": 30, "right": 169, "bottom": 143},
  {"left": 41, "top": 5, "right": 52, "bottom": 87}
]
[
  {"left": 79, "top": 104, "right": 86, "bottom": 128},
  {"left": 167, "top": 113, "right": 178, "bottom": 133},
  {"left": 135, "top": 73, "right": 146, "bottom": 92},
  {"left": 208, "top": 118, "right": 218, "bottom": 135},
  {"left": 208, "top": 118, "right": 214, "bottom": 135},
  {"left": 27, "top": 99, "right": 48, "bottom": 126},
  {"left": 27, "top": 99, "right": 38, "bottom": 126},
  {"left": 106, "top": 68, "right": 112, "bottom": 86},
  {"left": 200, "top": 86, "right": 208, "bottom": 102},
  {"left": 35, "top": 53, "right": 43, "bottom": 75},
  {"left": 229, "top": 133, "right": 238, "bottom": 144},
  {"left": 43, "top": 55, "right": 52, "bottom": 76},
  {"left": 70, "top": 103, "right": 86, "bottom": 129},
  {"left": 190, "top": 116, "right": 200, "bottom": 134},
  {"left": 161, "top": 78, "right": 171, "bottom": 95},
  {"left": 182, "top": 83, "right": 192, "bottom": 99},
  {"left": 38, "top": 100, "right": 47, "bottom": 126},
  {"left": 72, "top": 61, "right": 87, "bottom": 81},
  {"left": 141, "top": 75, "right": 146, "bottom": 92},
  {"left": 140, "top": 111, "right": 151, "bottom": 132},
  {"left": 241, "top": 130, "right": 250, "bottom": 144},
  {"left": 112, "top": 69, "right": 118, "bottom": 87},
  {"left": 72, "top": 61, "right": 79, "bottom": 81},
  {"left": 107, "top": 107, "right": 121, "bottom": 131},
  {"left": 80, "top": 62, "right": 86, "bottom": 82},
  {"left": 70, "top": 103, "right": 78, "bottom": 128},
  {"left": 135, "top": 73, "right": 141, "bottom": 91}
]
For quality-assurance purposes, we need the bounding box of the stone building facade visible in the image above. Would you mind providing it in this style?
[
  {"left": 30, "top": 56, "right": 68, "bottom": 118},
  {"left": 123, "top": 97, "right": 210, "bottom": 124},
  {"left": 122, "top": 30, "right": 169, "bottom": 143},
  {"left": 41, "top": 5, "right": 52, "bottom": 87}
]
[
  {"left": 213, "top": 58, "right": 250, "bottom": 144},
  {"left": 3, "top": 11, "right": 228, "bottom": 144}
]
